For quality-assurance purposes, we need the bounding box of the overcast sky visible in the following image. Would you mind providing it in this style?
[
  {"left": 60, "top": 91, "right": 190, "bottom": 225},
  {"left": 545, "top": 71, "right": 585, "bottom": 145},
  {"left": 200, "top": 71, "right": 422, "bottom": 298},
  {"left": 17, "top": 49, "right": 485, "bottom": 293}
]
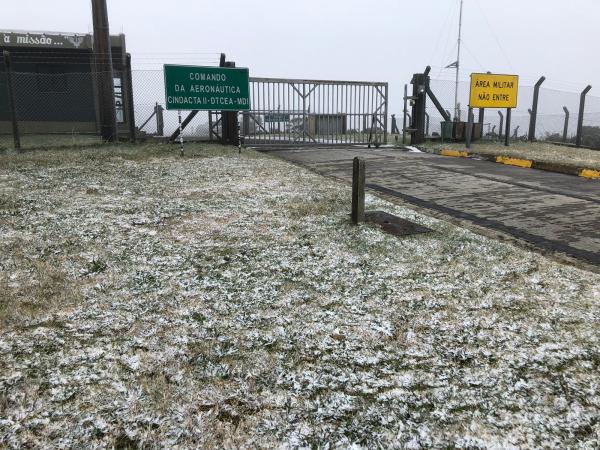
[{"left": 3, "top": 0, "right": 599, "bottom": 109}]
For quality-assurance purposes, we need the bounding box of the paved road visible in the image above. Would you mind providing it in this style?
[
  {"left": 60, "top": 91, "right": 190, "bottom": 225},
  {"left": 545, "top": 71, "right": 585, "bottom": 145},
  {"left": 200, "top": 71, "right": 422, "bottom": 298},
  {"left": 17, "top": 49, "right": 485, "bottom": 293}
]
[{"left": 268, "top": 147, "right": 600, "bottom": 266}]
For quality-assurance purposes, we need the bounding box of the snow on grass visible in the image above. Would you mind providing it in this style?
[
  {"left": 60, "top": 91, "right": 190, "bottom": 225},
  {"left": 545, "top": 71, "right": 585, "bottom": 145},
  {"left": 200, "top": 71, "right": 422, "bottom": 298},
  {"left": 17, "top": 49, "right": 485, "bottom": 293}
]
[{"left": 1, "top": 143, "right": 599, "bottom": 448}]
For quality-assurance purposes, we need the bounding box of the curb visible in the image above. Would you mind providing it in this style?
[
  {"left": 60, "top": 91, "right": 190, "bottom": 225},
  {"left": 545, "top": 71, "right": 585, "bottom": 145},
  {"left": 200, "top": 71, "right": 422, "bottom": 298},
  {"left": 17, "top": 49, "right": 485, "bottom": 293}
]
[{"left": 426, "top": 147, "right": 599, "bottom": 179}]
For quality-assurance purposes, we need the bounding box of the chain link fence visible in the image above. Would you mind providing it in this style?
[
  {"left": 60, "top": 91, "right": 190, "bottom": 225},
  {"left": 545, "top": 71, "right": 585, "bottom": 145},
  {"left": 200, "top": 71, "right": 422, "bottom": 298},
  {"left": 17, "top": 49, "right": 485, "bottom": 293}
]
[
  {"left": 4, "top": 64, "right": 600, "bottom": 150},
  {"left": 0, "top": 64, "right": 221, "bottom": 151},
  {"left": 132, "top": 69, "right": 214, "bottom": 140},
  {"left": 394, "top": 78, "right": 600, "bottom": 149}
]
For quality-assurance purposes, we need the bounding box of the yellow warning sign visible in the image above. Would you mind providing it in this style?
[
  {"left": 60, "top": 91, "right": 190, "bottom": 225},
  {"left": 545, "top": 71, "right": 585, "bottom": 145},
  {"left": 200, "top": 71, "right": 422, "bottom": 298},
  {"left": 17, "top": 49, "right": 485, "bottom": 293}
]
[{"left": 469, "top": 73, "right": 519, "bottom": 109}]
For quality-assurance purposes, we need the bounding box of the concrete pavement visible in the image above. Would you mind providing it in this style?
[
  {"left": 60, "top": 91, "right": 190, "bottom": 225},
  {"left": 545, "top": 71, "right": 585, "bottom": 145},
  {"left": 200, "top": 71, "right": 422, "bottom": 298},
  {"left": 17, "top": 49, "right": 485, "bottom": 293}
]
[{"left": 267, "top": 147, "right": 600, "bottom": 266}]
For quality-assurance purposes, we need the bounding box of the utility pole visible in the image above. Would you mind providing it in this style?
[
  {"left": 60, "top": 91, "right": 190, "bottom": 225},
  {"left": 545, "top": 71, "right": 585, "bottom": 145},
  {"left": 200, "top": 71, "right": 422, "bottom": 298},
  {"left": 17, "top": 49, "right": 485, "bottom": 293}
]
[
  {"left": 454, "top": 0, "right": 464, "bottom": 122},
  {"left": 91, "top": 0, "right": 118, "bottom": 142}
]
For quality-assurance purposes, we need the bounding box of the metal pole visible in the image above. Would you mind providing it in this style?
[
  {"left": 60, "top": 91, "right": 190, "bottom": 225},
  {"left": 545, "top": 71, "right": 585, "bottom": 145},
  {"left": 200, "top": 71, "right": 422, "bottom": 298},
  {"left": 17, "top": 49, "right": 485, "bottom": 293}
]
[
  {"left": 425, "top": 112, "right": 430, "bottom": 136},
  {"left": 504, "top": 108, "right": 511, "bottom": 147},
  {"left": 454, "top": 0, "right": 464, "bottom": 121},
  {"left": 576, "top": 85, "right": 592, "bottom": 147},
  {"left": 91, "top": 0, "right": 118, "bottom": 142},
  {"left": 402, "top": 84, "right": 408, "bottom": 144},
  {"left": 466, "top": 107, "right": 473, "bottom": 149},
  {"left": 478, "top": 71, "right": 490, "bottom": 128},
  {"left": 498, "top": 110, "right": 504, "bottom": 142},
  {"left": 237, "top": 111, "right": 241, "bottom": 153},
  {"left": 125, "top": 53, "right": 136, "bottom": 143},
  {"left": 528, "top": 76, "right": 545, "bottom": 142},
  {"left": 562, "top": 107, "right": 570, "bottom": 142},
  {"left": 383, "top": 83, "right": 388, "bottom": 144},
  {"left": 178, "top": 110, "right": 184, "bottom": 157},
  {"left": 2, "top": 51, "right": 20, "bottom": 150}
]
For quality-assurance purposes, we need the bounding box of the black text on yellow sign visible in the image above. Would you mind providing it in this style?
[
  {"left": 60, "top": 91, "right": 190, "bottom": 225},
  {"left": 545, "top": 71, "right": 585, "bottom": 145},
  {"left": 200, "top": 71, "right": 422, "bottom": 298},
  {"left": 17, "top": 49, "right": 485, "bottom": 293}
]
[{"left": 469, "top": 73, "right": 519, "bottom": 109}]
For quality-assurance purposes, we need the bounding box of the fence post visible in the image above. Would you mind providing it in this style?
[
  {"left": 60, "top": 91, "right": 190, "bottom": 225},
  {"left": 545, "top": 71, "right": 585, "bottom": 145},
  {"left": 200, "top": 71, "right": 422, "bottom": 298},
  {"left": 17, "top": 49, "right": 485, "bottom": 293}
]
[
  {"left": 504, "top": 108, "right": 511, "bottom": 146},
  {"left": 576, "top": 85, "right": 592, "bottom": 147},
  {"left": 402, "top": 84, "right": 408, "bottom": 144},
  {"left": 125, "top": 53, "right": 136, "bottom": 143},
  {"left": 528, "top": 76, "right": 545, "bottom": 142},
  {"left": 498, "top": 110, "right": 504, "bottom": 142},
  {"left": 562, "top": 107, "right": 570, "bottom": 142},
  {"left": 155, "top": 102, "right": 164, "bottom": 136},
  {"left": 351, "top": 157, "right": 365, "bottom": 224},
  {"left": 2, "top": 51, "right": 20, "bottom": 150},
  {"left": 383, "top": 82, "right": 388, "bottom": 144},
  {"left": 424, "top": 111, "right": 430, "bottom": 136},
  {"left": 466, "top": 107, "right": 473, "bottom": 149}
]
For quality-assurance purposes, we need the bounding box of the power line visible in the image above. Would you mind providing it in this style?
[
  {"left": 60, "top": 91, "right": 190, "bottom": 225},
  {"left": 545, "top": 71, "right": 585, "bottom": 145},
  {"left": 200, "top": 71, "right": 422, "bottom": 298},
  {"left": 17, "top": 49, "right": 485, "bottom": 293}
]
[{"left": 474, "top": 0, "right": 515, "bottom": 73}]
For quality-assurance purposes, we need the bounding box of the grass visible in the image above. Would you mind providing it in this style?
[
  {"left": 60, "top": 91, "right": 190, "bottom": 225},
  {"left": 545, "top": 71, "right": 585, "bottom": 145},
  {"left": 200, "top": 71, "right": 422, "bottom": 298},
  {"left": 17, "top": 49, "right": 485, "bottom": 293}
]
[
  {"left": 1, "top": 142, "right": 599, "bottom": 448},
  {"left": 0, "top": 133, "right": 102, "bottom": 151},
  {"left": 430, "top": 140, "right": 600, "bottom": 170}
]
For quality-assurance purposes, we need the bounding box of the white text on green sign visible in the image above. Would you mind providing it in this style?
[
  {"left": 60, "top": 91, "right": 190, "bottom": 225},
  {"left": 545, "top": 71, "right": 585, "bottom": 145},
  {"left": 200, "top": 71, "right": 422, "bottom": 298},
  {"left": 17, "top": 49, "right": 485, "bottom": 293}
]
[{"left": 163, "top": 65, "right": 250, "bottom": 111}]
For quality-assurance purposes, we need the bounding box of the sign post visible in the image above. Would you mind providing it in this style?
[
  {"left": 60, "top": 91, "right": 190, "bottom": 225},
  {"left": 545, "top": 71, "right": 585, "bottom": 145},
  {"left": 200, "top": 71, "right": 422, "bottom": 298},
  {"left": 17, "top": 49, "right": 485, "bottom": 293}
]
[
  {"left": 178, "top": 110, "right": 184, "bottom": 156},
  {"left": 163, "top": 64, "right": 250, "bottom": 152},
  {"left": 469, "top": 73, "right": 519, "bottom": 147}
]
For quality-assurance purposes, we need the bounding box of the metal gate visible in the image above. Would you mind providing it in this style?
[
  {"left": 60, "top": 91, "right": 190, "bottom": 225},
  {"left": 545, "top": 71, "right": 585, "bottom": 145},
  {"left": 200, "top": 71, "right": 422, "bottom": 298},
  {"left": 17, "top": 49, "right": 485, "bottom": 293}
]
[{"left": 243, "top": 77, "right": 388, "bottom": 146}]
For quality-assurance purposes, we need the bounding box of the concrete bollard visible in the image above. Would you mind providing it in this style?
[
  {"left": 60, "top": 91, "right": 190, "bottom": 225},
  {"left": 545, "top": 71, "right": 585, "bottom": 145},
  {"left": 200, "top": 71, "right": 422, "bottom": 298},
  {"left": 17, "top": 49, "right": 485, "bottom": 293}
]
[{"left": 351, "top": 157, "right": 365, "bottom": 224}]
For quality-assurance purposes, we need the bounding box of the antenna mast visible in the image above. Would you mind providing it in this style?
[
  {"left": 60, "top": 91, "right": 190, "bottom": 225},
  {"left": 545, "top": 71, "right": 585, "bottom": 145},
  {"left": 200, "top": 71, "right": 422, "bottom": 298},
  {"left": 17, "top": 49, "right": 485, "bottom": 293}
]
[{"left": 454, "top": 0, "right": 463, "bottom": 121}]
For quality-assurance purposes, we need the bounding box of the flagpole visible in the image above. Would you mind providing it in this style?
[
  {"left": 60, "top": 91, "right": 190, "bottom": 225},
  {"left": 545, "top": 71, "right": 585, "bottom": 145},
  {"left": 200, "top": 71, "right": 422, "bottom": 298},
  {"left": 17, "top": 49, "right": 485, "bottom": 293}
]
[{"left": 454, "top": 0, "right": 464, "bottom": 121}]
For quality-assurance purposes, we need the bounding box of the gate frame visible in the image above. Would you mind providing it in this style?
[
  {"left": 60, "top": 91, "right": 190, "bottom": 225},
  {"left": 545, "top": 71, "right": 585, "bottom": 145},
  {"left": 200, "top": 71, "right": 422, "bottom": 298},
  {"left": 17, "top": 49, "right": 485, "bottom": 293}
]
[{"left": 245, "top": 76, "right": 389, "bottom": 147}]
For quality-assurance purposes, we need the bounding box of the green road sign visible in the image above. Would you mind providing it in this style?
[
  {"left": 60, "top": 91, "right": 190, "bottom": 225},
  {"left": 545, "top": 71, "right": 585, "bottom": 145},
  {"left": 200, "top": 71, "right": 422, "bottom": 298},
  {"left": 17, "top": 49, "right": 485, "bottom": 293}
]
[{"left": 163, "top": 65, "right": 250, "bottom": 111}]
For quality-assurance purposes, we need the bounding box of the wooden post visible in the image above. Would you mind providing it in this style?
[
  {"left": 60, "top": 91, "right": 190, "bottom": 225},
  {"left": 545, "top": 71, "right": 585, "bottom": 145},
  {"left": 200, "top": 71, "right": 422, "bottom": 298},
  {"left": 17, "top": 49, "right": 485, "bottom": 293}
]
[
  {"left": 91, "top": 0, "right": 118, "bottom": 142},
  {"left": 155, "top": 102, "right": 164, "bottom": 136},
  {"left": 2, "top": 51, "right": 20, "bottom": 150},
  {"left": 351, "top": 157, "right": 365, "bottom": 224}
]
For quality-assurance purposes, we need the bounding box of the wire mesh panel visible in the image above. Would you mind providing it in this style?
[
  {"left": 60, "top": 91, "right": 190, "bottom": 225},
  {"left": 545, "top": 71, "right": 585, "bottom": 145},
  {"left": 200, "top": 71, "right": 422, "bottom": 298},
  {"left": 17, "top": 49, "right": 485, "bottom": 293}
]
[
  {"left": 394, "top": 78, "right": 600, "bottom": 148},
  {"left": 0, "top": 70, "right": 104, "bottom": 149},
  {"left": 244, "top": 77, "right": 388, "bottom": 146},
  {"left": 132, "top": 69, "right": 216, "bottom": 141}
]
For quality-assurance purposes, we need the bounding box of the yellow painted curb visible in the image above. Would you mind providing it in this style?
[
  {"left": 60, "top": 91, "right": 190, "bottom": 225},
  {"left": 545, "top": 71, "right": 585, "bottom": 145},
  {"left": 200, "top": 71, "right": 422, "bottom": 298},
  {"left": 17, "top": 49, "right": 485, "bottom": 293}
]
[
  {"left": 580, "top": 168, "right": 600, "bottom": 179},
  {"left": 496, "top": 156, "right": 533, "bottom": 168},
  {"left": 441, "top": 149, "right": 468, "bottom": 158}
]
